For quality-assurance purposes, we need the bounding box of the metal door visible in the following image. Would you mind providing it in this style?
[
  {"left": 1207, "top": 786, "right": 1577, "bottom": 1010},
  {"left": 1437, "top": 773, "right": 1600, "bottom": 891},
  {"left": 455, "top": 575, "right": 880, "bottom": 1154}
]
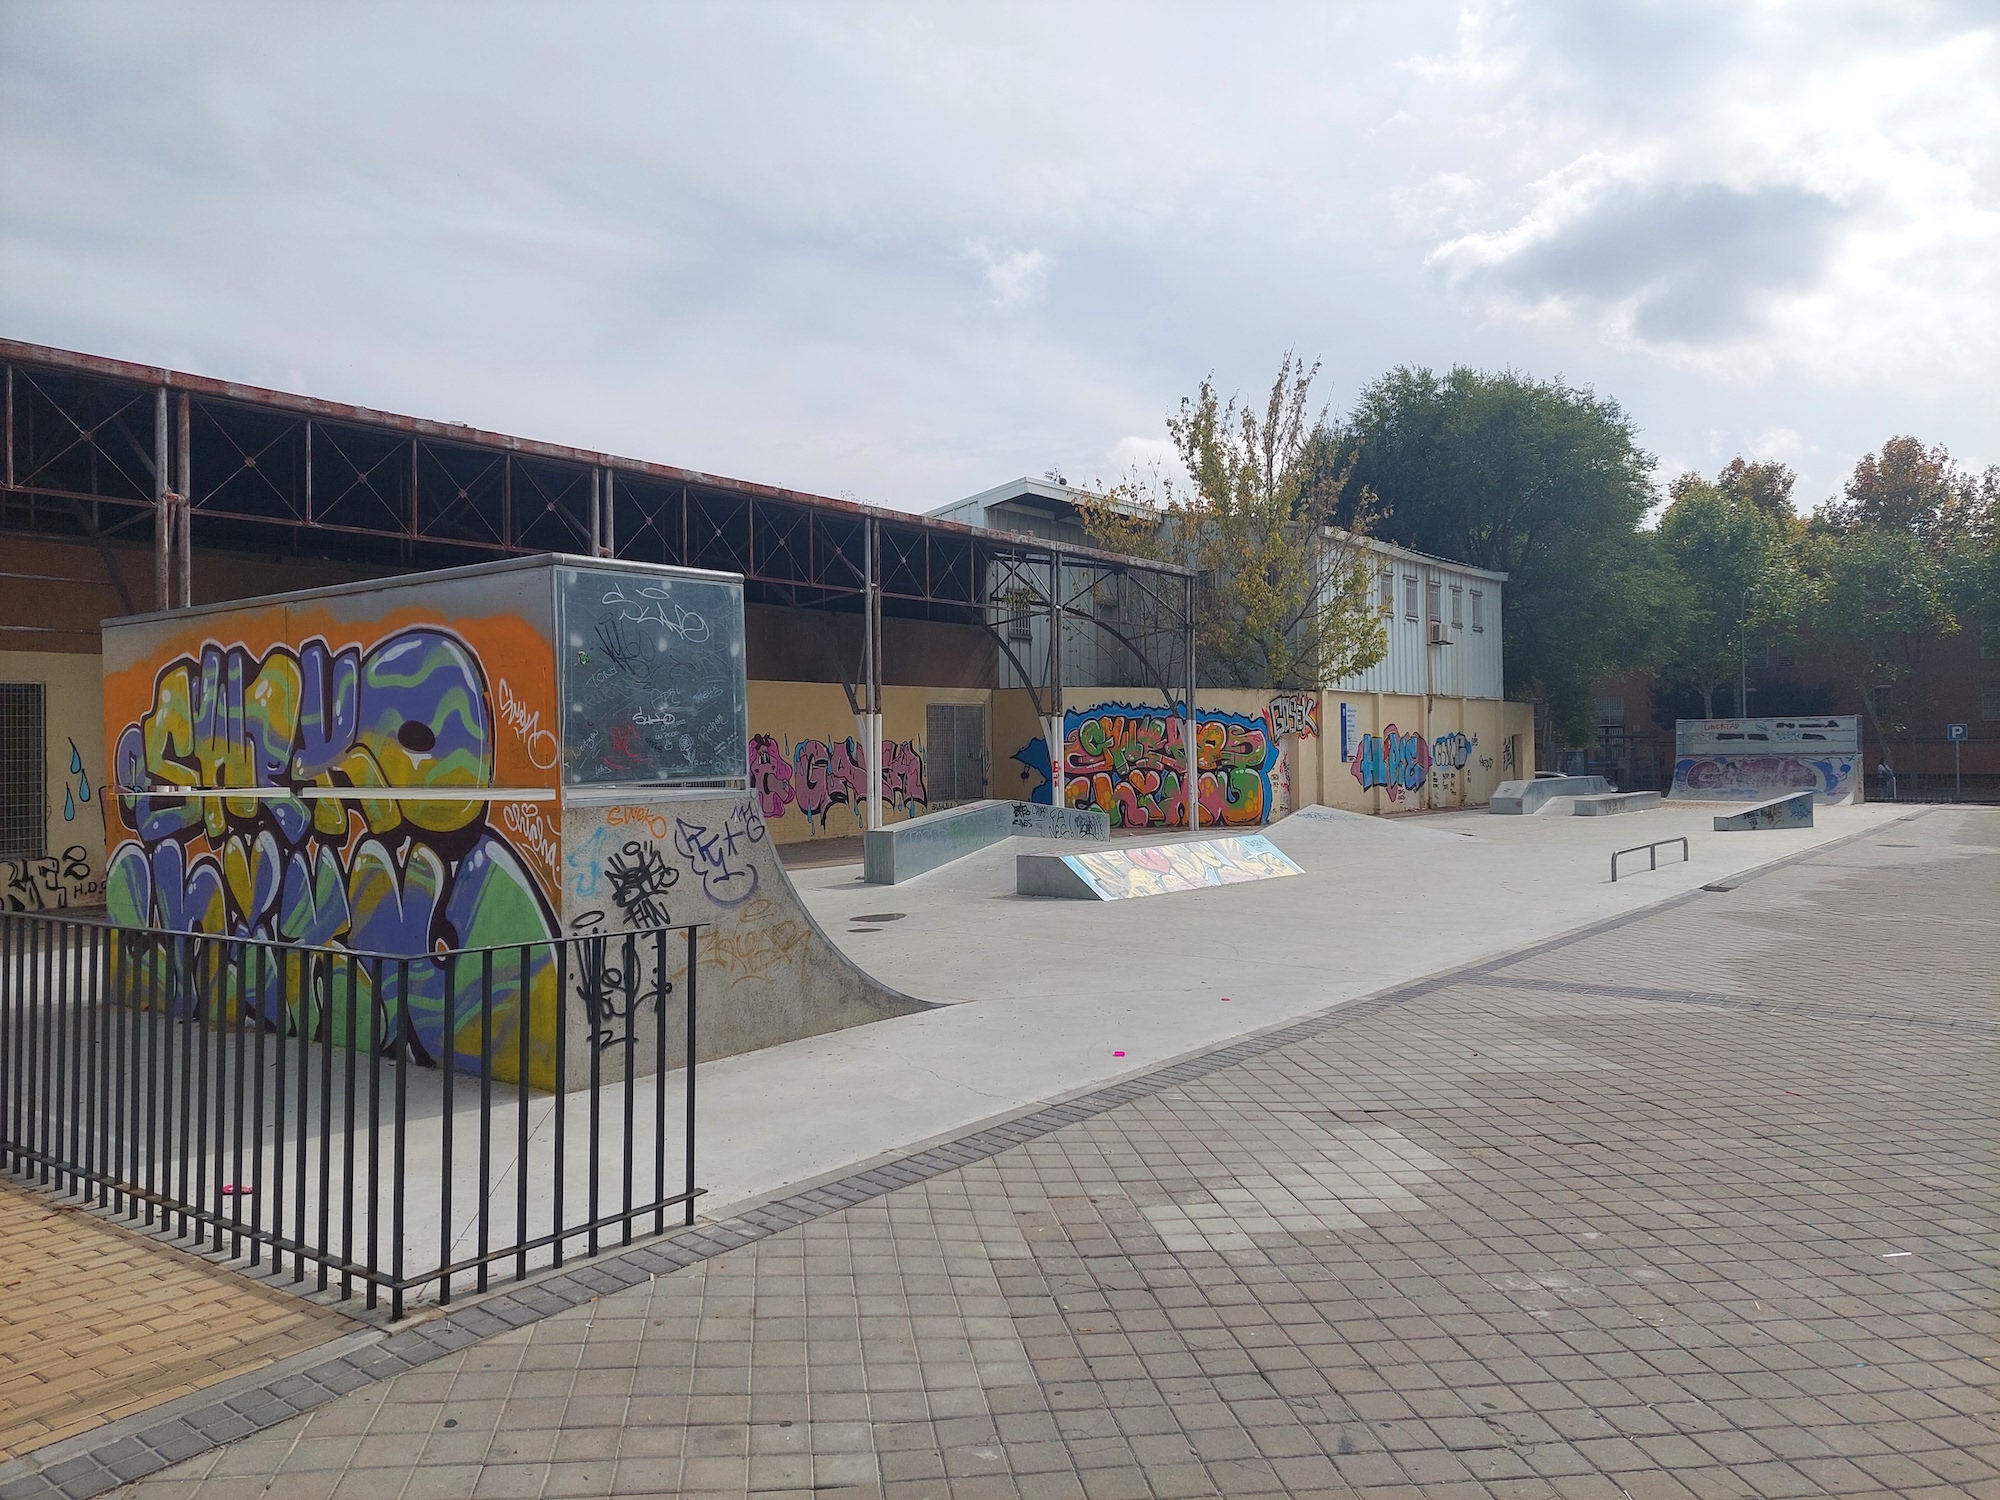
[{"left": 925, "top": 703, "right": 988, "bottom": 805}]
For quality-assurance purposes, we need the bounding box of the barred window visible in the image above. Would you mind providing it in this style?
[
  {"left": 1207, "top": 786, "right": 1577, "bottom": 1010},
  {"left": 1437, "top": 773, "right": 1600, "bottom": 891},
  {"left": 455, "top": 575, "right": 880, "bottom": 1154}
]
[
  {"left": 1471, "top": 590, "right": 1485, "bottom": 631},
  {"left": 1403, "top": 574, "right": 1418, "bottom": 619},
  {"left": 1450, "top": 585, "right": 1463, "bottom": 629},
  {"left": 0, "top": 683, "right": 46, "bottom": 861},
  {"left": 1426, "top": 577, "right": 1442, "bottom": 623}
]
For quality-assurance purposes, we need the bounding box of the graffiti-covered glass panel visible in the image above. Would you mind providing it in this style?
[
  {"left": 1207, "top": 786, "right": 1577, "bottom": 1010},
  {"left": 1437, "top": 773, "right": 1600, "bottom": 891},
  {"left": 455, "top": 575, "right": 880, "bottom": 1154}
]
[{"left": 557, "top": 566, "right": 748, "bottom": 787}]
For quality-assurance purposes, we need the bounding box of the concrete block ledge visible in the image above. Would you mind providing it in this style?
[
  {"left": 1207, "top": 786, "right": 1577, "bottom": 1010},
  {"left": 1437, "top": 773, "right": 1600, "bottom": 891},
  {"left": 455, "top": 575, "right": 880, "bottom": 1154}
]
[
  {"left": 1570, "top": 791, "right": 1663, "bottom": 816},
  {"left": 1489, "top": 775, "right": 1613, "bottom": 814},
  {"left": 864, "top": 800, "right": 1109, "bottom": 884}
]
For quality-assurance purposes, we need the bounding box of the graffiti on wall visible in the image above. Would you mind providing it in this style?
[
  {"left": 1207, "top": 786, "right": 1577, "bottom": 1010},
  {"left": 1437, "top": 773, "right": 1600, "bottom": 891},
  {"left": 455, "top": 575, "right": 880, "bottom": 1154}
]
[
  {"left": 1265, "top": 694, "right": 1320, "bottom": 740},
  {"left": 1, "top": 846, "right": 99, "bottom": 912},
  {"left": 1348, "top": 723, "right": 1431, "bottom": 803},
  {"left": 1012, "top": 704, "right": 1279, "bottom": 829},
  {"left": 1429, "top": 731, "right": 1477, "bottom": 801},
  {"left": 1672, "top": 755, "right": 1854, "bottom": 801},
  {"left": 103, "top": 622, "right": 560, "bottom": 1077},
  {"left": 63, "top": 738, "right": 92, "bottom": 822},
  {"left": 746, "top": 733, "right": 928, "bottom": 829}
]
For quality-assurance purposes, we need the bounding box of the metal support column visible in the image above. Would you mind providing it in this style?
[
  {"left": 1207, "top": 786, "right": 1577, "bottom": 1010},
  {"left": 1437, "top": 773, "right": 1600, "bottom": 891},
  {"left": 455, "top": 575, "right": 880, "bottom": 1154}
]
[
  {"left": 590, "top": 467, "right": 602, "bottom": 556},
  {"left": 1044, "top": 551, "right": 1064, "bottom": 813},
  {"left": 3, "top": 364, "right": 13, "bottom": 491},
  {"left": 153, "top": 388, "right": 170, "bottom": 610},
  {"left": 601, "top": 469, "right": 615, "bottom": 557},
  {"left": 175, "top": 393, "right": 192, "bottom": 608},
  {"left": 1185, "top": 575, "right": 1199, "bottom": 832},
  {"left": 863, "top": 519, "right": 884, "bottom": 831}
]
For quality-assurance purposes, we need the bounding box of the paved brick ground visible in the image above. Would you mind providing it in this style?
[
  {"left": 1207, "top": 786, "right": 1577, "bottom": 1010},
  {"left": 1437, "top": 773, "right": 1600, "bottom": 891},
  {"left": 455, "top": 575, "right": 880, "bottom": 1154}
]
[
  {"left": 81, "top": 810, "right": 2000, "bottom": 1496},
  {"left": 0, "top": 1182, "right": 357, "bottom": 1459}
]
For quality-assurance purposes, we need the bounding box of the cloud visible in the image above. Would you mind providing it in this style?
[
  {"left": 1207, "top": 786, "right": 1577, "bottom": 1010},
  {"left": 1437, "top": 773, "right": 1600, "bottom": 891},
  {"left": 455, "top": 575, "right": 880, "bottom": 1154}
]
[
  {"left": 969, "top": 245, "right": 1050, "bottom": 310},
  {"left": 1431, "top": 170, "right": 1850, "bottom": 348}
]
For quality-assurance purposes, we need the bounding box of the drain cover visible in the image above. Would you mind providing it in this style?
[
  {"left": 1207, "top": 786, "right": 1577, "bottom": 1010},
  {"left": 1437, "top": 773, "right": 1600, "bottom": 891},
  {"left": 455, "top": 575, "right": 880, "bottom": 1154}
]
[{"left": 852, "top": 913, "right": 906, "bottom": 923}]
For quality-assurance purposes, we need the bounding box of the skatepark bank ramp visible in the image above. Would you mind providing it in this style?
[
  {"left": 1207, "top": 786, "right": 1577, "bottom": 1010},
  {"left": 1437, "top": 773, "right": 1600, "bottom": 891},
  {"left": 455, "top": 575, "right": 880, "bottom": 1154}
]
[{"left": 1669, "top": 717, "right": 1860, "bottom": 804}]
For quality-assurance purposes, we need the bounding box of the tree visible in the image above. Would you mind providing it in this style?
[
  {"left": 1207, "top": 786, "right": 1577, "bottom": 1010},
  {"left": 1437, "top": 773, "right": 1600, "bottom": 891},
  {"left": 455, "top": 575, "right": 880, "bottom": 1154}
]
[
  {"left": 1807, "top": 437, "right": 1996, "bottom": 761},
  {"left": 1711, "top": 457, "right": 1798, "bottom": 520},
  {"left": 1336, "top": 366, "right": 1660, "bottom": 741},
  {"left": 1078, "top": 354, "right": 1387, "bottom": 690},
  {"left": 1652, "top": 467, "right": 1810, "bottom": 717}
]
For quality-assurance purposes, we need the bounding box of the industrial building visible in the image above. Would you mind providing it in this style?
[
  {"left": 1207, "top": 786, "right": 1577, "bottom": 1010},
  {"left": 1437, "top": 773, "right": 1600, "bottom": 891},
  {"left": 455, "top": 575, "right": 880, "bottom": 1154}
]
[{"left": 0, "top": 342, "right": 1527, "bottom": 914}]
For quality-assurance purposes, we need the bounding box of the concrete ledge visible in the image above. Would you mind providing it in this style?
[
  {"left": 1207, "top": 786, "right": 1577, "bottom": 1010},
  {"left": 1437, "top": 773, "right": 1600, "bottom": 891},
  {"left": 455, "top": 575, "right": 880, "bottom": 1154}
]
[
  {"left": 864, "top": 800, "right": 1110, "bottom": 884},
  {"left": 1570, "top": 791, "right": 1663, "bottom": 816},
  {"left": 1490, "top": 775, "right": 1612, "bottom": 814},
  {"left": 1714, "top": 791, "right": 1814, "bottom": 831},
  {"left": 1017, "top": 834, "right": 1303, "bottom": 901}
]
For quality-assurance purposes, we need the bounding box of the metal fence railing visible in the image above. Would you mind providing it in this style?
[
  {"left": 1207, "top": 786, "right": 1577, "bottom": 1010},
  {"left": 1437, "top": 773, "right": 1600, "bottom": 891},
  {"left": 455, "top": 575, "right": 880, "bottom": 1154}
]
[{"left": 0, "top": 912, "right": 704, "bottom": 1319}]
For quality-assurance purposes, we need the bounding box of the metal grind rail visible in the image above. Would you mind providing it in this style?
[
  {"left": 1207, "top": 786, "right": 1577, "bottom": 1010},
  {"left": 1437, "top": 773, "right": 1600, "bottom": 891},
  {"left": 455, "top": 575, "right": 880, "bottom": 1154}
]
[
  {"left": 1611, "top": 836, "right": 1690, "bottom": 883},
  {"left": 0, "top": 913, "right": 705, "bottom": 1319}
]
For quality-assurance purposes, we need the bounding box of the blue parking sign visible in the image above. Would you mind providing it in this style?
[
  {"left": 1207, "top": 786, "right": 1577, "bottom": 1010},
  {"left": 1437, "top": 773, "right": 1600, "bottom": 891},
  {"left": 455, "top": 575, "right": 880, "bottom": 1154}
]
[{"left": 1947, "top": 722, "right": 1969, "bottom": 741}]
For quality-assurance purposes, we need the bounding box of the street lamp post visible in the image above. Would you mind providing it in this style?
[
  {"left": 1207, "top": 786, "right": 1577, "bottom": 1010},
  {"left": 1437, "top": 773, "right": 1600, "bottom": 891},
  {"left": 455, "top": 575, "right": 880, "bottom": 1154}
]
[{"left": 1738, "top": 587, "right": 1754, "bottom": 718}]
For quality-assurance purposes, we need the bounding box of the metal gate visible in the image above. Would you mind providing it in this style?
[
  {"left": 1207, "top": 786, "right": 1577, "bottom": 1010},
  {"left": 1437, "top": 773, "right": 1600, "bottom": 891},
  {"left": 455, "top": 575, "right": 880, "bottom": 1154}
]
[{"left": 925, "top": 703, "right": 988, "bottom": 806}]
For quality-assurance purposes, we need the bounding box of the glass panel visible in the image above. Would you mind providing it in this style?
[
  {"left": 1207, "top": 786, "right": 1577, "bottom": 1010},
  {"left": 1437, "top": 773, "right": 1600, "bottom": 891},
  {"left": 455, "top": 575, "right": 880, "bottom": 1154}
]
[{"left": 557, "top": 565, "right": 748, "bottom": 786}]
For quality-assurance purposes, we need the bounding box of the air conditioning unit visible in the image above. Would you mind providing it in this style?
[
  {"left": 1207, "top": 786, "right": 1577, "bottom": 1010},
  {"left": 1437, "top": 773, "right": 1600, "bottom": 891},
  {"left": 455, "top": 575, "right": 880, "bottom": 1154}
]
[{"left": 1428, "top": 621, "right": 1451, "bottom": 645}]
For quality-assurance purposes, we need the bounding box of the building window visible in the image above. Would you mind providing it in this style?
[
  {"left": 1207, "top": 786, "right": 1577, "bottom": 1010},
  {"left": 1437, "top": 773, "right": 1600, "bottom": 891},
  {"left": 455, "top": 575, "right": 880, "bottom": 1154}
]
[
  {"left": 1471, "top": 590, "right": 1484, "bottom": 632},
  {"left": 1426, "top": 577, "right": 1442, "bottom": 624},
  {"left": 1450, "top": 585, "right": 1463, "bottom": 629},
  {"left": 1984, "top": 685, "right": 2000, "bottom": 721},
  {"left": 1004, "top": 589, "right": 1034, "bottom": 643},
  {"left": 1870, "top": 684, "right": 1893, "bottom": 719},
  {"left": 1981, "top": 623, "right": 2000, "bottom": 660},
  {"left": 0, "top": 683, "right": 46, "bottom": 861},
  {"left": 1378, "top": 566, "right": 1393, "bottom": 612},
  {"left": 1403, "top": 574, "right": 1418, "bottom": 619}
]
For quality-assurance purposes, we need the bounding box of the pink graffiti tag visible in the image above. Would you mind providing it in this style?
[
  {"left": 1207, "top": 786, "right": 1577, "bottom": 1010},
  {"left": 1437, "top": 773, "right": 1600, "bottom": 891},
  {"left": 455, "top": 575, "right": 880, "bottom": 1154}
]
[
  {"left": 881, "top": 741, "right": 927, "bottom": 807},
  {"left": 746, "top": 733, "right": 795, "bottom": 819}
]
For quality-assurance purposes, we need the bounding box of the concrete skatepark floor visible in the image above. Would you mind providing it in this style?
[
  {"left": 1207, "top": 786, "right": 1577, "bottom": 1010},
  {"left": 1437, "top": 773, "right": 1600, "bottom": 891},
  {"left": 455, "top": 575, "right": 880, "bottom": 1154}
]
[{"left": 21, "top": 806, "right": 1990, "bottom": 1500}]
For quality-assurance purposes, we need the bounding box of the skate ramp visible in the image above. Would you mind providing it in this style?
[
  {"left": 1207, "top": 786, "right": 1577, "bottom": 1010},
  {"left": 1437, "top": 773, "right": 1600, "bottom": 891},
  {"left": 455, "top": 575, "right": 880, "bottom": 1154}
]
[
  {"left": 1713, "top": 791, "right": 1815, "bottom": 830},
  {"left": 1017, "top": 833, "right": 1302, "bottom": 900},
  {"left": 564, "top": 792, "right": 935, "bottom": 1071},
  {"left": 1669, "top": 716, "right": 1860, "bottom": 804}
]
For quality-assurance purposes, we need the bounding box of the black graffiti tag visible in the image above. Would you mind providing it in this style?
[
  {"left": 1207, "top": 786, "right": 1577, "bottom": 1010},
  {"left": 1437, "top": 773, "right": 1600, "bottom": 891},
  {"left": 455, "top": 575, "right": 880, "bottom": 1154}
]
[{"left": 604, "top": 839, "right": 678, "bottom": 929}]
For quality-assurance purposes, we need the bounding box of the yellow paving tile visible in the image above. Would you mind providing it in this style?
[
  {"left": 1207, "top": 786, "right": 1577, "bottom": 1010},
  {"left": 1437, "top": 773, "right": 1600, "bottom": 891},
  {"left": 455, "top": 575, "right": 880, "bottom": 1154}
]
[{"left": 0, "top": 1178, "right": 356, "bottom": 1459}]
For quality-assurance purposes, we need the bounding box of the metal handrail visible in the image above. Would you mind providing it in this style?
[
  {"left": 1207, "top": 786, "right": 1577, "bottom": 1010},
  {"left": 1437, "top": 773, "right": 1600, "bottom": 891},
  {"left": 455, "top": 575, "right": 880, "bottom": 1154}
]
[{"left": 1611, "top": 837, "right": 1689, "bottom": 882}]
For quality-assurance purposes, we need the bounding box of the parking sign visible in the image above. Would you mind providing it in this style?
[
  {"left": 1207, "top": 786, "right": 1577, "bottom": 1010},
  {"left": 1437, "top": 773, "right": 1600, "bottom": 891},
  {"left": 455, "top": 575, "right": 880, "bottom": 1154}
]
[{"left": 1947, "top": 722, "right": 1969, "bottom": 741}]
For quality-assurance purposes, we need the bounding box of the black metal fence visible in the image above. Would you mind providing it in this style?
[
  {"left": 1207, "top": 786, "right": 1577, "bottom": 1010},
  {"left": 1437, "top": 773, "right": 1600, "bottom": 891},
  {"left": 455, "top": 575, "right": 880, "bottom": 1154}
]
[{"left": 0, "top": 913, "right": 704, "bottom": 1319}]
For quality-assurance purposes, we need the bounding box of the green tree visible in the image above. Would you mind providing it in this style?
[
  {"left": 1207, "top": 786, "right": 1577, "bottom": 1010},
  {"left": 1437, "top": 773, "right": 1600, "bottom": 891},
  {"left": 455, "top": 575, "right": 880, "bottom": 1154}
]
[
  {"left": 1079, "top": 354, "right": 1388, "bottom": 690},
  {"left": 1336, "top": 366, "right": 1660, "bottom": 740},
  {"left": 1652, "top": 467, "right": 1810, "bottom": 717}
]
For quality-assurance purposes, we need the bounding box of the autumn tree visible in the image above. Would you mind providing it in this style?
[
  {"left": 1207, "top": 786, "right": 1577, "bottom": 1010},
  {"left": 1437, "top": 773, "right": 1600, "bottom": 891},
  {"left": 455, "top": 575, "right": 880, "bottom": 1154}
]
[
  {"left": 1806, "top": 437, "right": 1996, "bottom": 758},
  {"left": 1078, "top": 354, "right": 1387, "bottom": 691}
]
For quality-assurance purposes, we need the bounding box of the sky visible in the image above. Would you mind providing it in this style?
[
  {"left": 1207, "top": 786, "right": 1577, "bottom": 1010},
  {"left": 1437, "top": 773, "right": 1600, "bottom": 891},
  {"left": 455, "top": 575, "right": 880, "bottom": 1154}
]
[{"left": 2, "top": 1, "right": 1995, "bottom": 518}]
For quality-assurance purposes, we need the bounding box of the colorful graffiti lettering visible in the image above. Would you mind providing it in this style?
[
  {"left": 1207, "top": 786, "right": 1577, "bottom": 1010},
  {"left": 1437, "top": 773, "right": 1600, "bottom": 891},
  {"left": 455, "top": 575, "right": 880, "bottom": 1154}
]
[
  {"left": 1014, "top": 705, "right": 1277, "bottom": 829},
  {"left": 1349, "top": 723, "right": 1430, "bottom": 803},
  {"left": 1673, "top": 755, "right": 1851, "bottom": 800},
  {"left": 1063, "top": 834, "right": 1302, "bottom": 900},
  {"left": 1266, "top": 694, "right": 1320, "bottom": 740},
  {"left": 103, "top": 625, "right": 558, "bottom": 1079},
  {"left": 1432, "top": 732, "right": 1474, "bottom": 770},
  {"left": 745, "top": 733, "right": 928, "bottom": 828}
]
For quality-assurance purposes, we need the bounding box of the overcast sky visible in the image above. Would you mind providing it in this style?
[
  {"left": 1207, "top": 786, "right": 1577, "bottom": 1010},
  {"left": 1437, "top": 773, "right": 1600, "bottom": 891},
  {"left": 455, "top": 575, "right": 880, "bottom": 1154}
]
[{"left": 3, "top": 2, "right": 1995, "bottom": 517}]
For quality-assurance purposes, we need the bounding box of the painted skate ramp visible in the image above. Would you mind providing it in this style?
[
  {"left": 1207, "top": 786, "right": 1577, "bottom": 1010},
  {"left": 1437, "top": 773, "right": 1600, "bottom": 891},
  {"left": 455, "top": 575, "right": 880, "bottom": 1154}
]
[
  {"left": 564, "top": 792, "right": 934, "bottom": 1073},
  {"left": 1669, "top": 716, "right": 1860, "bottom": 804}
]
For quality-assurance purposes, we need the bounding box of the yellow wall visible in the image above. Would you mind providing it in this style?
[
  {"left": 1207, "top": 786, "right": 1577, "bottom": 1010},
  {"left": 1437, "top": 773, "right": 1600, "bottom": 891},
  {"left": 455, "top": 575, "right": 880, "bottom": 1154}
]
[
  {"left": 0, "top": 649, "right": 108, "bottom": 911},
  {"left": 747, "top": 681, "right": 991, "bottom": 844},
  {"left": 1313, "top": 692, "right": 1534, "bottom": 814}
]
